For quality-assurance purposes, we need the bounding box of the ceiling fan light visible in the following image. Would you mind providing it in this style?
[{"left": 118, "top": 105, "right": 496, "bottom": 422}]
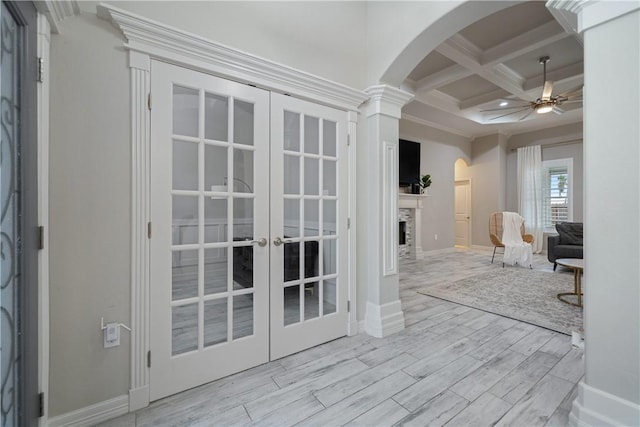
[
  {"left": 536, "top": 105, "right": 553, "bottom": 114},
  {"left": 499, "top": 101, "right": 508, "bottom": 106}
]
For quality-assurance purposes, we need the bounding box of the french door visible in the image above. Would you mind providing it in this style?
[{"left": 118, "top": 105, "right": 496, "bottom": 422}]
[{"left": 150, "top": 62, "right": 348, "bottom": 400}]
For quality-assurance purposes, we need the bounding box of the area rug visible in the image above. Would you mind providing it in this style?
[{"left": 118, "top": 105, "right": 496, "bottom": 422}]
[{"left": 417, "top": 268, "right": 583, "bottom": 335}]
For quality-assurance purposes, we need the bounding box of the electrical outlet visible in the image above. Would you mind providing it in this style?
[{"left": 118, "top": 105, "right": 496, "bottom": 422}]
[{"left": 104, "top": 322, "right": 120, "bottom": 348}]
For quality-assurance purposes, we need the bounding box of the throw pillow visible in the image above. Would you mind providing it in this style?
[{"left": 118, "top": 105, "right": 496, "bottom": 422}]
[{"left": 556, "top": 222, "right": 583, "bottom": 246}]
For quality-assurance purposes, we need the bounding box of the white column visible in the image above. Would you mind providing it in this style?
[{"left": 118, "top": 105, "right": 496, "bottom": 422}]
[
  {"left": 548, "top": 2, "right": 640, "bottom": 426},
  {"left": 362, "top": 85, "right": 413, "bottom": 338}
]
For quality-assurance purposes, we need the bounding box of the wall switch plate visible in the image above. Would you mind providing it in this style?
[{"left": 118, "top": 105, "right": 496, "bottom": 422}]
[{"left": 104, "top": 322, "right": 120, "bottom": 348}]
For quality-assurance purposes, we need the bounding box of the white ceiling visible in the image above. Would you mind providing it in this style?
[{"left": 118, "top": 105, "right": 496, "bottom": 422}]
[{"left": 402, "top": 1, "right": 584, "bottom": 139}]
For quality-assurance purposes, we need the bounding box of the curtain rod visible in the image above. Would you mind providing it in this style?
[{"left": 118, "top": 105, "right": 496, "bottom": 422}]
[{"left": 510, "top": 138, "right": 583, "bottom": 152}]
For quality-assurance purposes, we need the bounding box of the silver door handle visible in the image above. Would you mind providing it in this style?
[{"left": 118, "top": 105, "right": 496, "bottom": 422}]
[
  {"left": 251, "top": 238, "right": 267, "bottom": 247},
  {"left": 273, "top": 237, "right": 292, "bottom": 246}
]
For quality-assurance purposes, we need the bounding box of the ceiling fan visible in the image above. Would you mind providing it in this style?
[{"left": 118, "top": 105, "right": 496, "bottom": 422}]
[{"left": 482, "top": 56, "right": 583, "bottom": 121}]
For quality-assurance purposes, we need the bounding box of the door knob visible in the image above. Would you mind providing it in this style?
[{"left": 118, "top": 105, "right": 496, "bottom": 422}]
[
  {"left": 251, "top": 238, "right": 267, "bottom": 247},
  {"left": 273, "top": 237, "right": 292, "bottom": 246}
]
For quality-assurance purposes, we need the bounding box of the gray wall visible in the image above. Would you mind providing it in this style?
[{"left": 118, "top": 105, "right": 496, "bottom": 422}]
[
  {"left": 466, "top": 134, "right": 507, "bottom": 247},
  {"left": 399, "top": 119, "right": 471, "bottom": 252},
  {"left": 49, "top": 11, "right": 131, "bottom": 416}
]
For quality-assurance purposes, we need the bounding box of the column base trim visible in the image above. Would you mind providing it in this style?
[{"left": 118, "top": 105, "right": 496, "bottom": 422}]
[
  {"left": 129, "top": 385, "right": 150, "bottom": 412},
  {"left": 569, "top": 380, "right": 640, "bottom": 427},
  {"left": 364, "top": 300, "right": 405, "bottom": 338}
]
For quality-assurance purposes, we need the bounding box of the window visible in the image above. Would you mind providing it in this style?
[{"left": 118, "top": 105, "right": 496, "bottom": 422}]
[{"left": 542, "top": 158, "right": 573, "bottom": 229}]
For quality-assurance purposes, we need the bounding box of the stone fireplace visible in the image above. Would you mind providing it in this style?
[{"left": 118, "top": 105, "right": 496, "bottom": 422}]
[{"left": 398, "top": 193, "right": 425, "bottom": 259}]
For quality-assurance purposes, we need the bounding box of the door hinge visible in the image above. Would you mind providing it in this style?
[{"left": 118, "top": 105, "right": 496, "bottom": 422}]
[
  {"left": 147, "top": 222, "right": 152, "bottom": 239},
  {"left": 37, "top": 57, "right": 44, "bottom": 83},
  {"left": 147, "top": 93, "right": 152, "bottom": 110},
  {"left": 347, "top": 218, "right": 351, "bottom": 229},
  {"left": 347, "top": 300, "right": 351, "bottom": 312},
  {"left": 147, "top": 351, "right": 151, "bottom": 368},
  {"left": 38, "top": 392, "right": 44, "bottom": 418},
  {"left": 38, "top": 226, "right": 44, "bottom": 250}
]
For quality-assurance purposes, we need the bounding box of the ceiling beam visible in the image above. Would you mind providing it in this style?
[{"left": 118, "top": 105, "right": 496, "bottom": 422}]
[
  {"left": 414, "top": 64, "right": 473, "bottom": 94},
  {"left": 436, "top": 34, "right": 531, "bottom": 100},
  {"left": 481, "top": 21, "right": 572, "bottom": 65}
]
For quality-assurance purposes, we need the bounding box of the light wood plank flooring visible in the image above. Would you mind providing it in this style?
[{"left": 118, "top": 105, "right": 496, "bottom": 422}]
[{"left": 99, "top": 248, "right": 582, "bottom": 427}]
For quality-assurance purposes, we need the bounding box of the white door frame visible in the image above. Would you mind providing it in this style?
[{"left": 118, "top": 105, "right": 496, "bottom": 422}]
[
  {"left": 454, "top": 179, "right": 472, "bottom": 248},
  {"left": 97, "top": 4, "right": 367, "bottom": 411}
]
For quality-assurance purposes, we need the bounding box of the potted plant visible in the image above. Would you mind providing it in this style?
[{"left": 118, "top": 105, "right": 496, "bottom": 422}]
[{"left": 418, "top": 174, "right": 432, "bottom": 194}]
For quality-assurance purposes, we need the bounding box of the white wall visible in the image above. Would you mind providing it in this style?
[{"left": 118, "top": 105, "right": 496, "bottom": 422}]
[
  {"left": 399, "top": 119, "right": 471, "bottom": 252},
  {"left": 49, "top": 2, "right": 369, "bottom": 417}
]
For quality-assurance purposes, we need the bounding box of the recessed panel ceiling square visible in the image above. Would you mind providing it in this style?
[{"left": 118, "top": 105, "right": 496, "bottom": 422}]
[
  {"left": 408, "top": 51, "right": 456, "bottom": 82},
  {"left": 439, "top": 75, "right": 502, "bottom": 101},
  {"left": 504, "top": 38, "right": 584, "bottom": 80},
  {"left": 459, "top": 2, "right": 555, "bottom": 51}
]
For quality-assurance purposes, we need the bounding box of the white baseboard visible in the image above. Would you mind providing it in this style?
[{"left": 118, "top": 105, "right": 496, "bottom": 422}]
[
  {"left": 363, "top": 300, "right": 405, "bottom": 338},
  {"left": 358, "top": 319, "right": 366, "bottom": 333},
  {"left": 48, "top": 395, "right": 129, "bottom": 427},
  {"left": 569, "top": 380, "right": 640, "bottom": 427},
  {"left": 129, "top": 385, "right": 150, "bottom": 412}
]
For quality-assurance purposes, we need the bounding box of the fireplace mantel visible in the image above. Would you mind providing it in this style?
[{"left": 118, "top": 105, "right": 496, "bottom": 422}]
[
  {"left": 398, "top": 193, "right": 427, "bottom": 259},
  {"left": 399, "top": 193, "right": 427, "bottom": 209}
]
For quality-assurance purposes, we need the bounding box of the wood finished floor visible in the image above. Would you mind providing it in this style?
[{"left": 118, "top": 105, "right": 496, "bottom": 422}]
[{"left": 99, "top": 248, "right": 581, "bottom": 427}]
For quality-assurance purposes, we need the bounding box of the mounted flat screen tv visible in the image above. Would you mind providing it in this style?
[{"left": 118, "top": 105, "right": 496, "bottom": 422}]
[{"left": 399, "top": 139, "right": 421, "bottom": 187}]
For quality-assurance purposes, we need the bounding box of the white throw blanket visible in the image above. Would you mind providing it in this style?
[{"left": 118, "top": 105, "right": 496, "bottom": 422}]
[{"left": 502, "top": 212, "right": 533, "bottom": 267}]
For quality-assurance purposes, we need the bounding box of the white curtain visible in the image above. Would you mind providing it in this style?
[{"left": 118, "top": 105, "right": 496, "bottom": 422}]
[{"left": 517, "top": 145, "right": 543, "bottom": 253}]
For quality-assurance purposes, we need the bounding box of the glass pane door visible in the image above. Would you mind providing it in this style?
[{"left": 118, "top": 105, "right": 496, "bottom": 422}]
[
  {"left": 270, "top": 93, "right": 348, "bottom": 360},
  {"left": 150, "top": 62, "right": 269, "bottom": 401}
]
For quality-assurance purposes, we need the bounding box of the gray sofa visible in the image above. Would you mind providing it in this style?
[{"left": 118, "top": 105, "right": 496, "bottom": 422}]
[{"left": 547, "top": 222, "right": 583, "bottom": 271}]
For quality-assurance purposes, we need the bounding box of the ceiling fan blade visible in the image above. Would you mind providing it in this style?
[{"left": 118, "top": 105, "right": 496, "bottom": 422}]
[
  {"left": 552, "top": 107, "right": 565, "bottom": 115},
  {"left": 489, "top": 107, "right": 531, "bottom": 120},
  {"left": 519, "top": 109, "right": 534, "bottom": 121},
  {"left": 480, "top": 104, "right": 531, "bottom": 112},
  {"left": 561, "top": 100, "right": 583, "bottom": 104},
  {"left": 542, "top": 80, "right": 554, "bottom": 100},
  {"left": 558, "top": 85, "right": 583, "bottom": 98}
]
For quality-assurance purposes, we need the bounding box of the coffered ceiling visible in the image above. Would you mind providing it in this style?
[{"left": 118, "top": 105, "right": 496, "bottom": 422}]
[{"left": 402, "top": 1, "right": 584, "bottom": 139}]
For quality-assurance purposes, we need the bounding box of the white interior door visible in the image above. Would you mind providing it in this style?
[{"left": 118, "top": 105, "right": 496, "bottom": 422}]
[
  {"left": 269, "top": 94, "right": 348, "bottom": 359},
  {"left": 150, "top": 62, "right": 270, "bottom": 400},
  {"left": 149, "top": 63, "right": 350, "bottom": 400},
  {"left": 455, "top": 180, "right": 471, "bottom": 247}
]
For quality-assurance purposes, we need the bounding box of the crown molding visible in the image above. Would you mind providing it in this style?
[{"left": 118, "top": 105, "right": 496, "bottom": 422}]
[
  {"left": 34, "top": 0, "right": 79, "bottom": 34},
  {"left": 547, "top": 0, "right": 639, "bottom": 35},
  {"left": 96, "top": 3, "right": 367, "bottom": 112},
  {"left": 401, "top": 113, "right": 473, "bottom": 139}
]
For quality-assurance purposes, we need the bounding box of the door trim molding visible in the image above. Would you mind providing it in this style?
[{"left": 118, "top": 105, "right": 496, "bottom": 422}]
[
  {"left": 128, "top": 51, "right": 151, "bottom": 412},
  {"left": 96, "top": 3, "right": 368, "bottom": 112},
  {"left": 96, "top": 3, "right": 364, "bottom": 409}
]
